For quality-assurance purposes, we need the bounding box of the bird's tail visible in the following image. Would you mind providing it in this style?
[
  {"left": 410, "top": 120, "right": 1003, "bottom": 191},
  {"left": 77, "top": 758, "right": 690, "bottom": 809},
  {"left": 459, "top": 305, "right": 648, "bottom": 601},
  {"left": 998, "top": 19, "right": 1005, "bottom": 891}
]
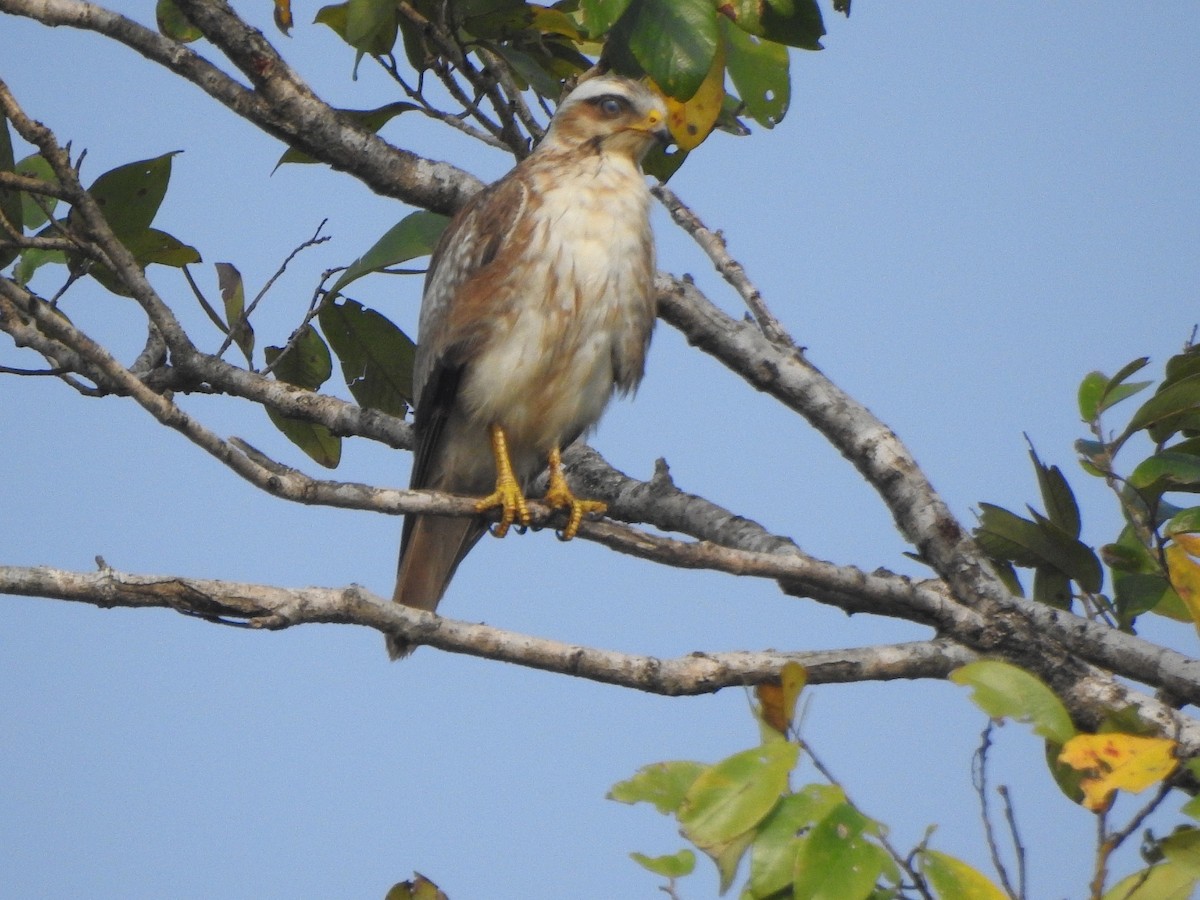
[{"left": 387, "top": 514, "right": 484, "bottom": 659}]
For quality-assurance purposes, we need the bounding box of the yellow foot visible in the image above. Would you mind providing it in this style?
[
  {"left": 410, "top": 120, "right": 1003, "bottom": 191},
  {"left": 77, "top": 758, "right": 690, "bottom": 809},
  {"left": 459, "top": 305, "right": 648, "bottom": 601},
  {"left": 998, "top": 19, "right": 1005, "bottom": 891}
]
[
  {"left": 543, "top": 447, "right": 607, "bottom": 540},
  {"left": 476, "top": 424, "right": 530, "bottom": 537}
]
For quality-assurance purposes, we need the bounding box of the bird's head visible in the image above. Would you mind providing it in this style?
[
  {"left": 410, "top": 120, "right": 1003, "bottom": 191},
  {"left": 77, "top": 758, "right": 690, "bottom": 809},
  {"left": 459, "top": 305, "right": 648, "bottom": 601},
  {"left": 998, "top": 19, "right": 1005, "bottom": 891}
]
[{"left": 539, "top": 75, "right": 671, "bottom": 162}]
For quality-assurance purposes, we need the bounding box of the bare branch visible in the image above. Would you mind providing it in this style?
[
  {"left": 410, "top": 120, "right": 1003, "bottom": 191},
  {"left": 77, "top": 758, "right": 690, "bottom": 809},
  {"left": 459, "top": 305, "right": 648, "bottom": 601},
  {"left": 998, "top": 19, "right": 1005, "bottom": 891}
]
[
  {"left": 0, "top": 0, "right": 482, "bottom": 213},
  {"left": 653, "top": 183, "right": 795, "bottom": 348},
  {"left": 0, "top": 563, "right": 975, "bottom": 694}
]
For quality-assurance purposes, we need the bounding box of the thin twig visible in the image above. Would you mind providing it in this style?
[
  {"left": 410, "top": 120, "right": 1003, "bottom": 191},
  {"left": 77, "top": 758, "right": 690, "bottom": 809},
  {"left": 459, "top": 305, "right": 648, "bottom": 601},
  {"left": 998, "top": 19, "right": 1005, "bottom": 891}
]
[
  {"left": 375, "top": 55, "right": 508, "bottom": 149},
  {"left": 972, "top": 724, "right": 1019, "bottom": 899},
  {"left": 1090, "top": 809, "right": 1108, "bottom": 900},
  {"left": 803, "top": 739, "right": 935, "bottom": 900},
  {"left": 182, "top": 264, "right": 230, "bottom": 334},
  {"left": 652, "top": 183, "right": 795, "bottom": 348},
  {"left": 997, "top": 786, "right": 1027, "bottom": 900},
  {"left": 213, "top": 220, "right": 330, "bottom": 359}
]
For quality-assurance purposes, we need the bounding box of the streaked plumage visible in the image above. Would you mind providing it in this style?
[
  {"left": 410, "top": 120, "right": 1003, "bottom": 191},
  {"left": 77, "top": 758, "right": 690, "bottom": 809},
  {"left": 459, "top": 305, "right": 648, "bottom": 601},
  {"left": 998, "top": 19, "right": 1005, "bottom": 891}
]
[{"left": 388, "top": 74, "right": 668, "bottom": 657}]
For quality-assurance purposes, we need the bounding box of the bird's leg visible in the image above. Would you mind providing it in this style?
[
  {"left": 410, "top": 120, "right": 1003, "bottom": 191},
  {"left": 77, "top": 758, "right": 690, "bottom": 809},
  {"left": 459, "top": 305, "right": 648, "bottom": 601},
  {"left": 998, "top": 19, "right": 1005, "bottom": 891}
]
[
  {"left": 475, "top": 423, "right": 531, "bottom": 537},
  {"left": 542, "top": 447, "right": 607, "bottom": 541}
]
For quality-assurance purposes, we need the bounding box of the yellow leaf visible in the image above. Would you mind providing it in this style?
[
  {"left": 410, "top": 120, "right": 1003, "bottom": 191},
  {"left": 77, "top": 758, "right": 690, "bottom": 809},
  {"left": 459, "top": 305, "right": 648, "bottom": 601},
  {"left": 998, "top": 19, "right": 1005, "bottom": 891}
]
[
  {"left": 661, "top": 44, "right": 726, "bottom": 151},
  {"left": 921, "top": 849, "right": 1008, "bottom": 900},
  {"left": 1058, "top": 733, "right": 1178, "bottom": 812},
  {"left": 1165, "top": 543, "right": 1200, "bottom": 633},
  {"left": 273, "top": 0, "right": 293, "bottom": 34},
  {"left": 756, "top": 662, "right": 807, "bottom": 737},
  {"left": 1173, "top": 532, "right": 1200, "bottom": 556}
]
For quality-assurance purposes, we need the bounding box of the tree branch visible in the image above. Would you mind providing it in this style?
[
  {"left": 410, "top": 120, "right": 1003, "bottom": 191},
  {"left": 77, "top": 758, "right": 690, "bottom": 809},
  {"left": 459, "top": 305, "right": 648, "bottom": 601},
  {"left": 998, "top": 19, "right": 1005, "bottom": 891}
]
[
  {"left": 0, "top": 563, "right": 977, "bottom": 694},
  {"left": 0, "top": 0, "right": 482, "bottom": 213}
]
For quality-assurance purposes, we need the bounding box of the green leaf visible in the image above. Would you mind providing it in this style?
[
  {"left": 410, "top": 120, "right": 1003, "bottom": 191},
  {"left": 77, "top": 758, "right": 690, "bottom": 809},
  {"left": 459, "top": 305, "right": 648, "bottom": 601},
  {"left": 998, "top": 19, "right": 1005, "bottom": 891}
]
[
  {"left": 721, "top": 18, "right": 789, "bottom": 129},
  {"left": 792, "top": 802, "right": 892, "bottom": 900},
  {"left": 975, "top": 503, "right": 1101, "bottom": 592},
  {"left": 1075, "top": 438, "right": 1110, "bottom": 476},
  {"left": 1103, "top": 380, "right": 1154, "bottom": 415},
  {"left": 1028, "top": 509, "right": 1103, "bottom": 592},
  {"left": 642, "top": 142, "right": 688, "bottom": 181},
  {"left": 711, "top": 828, "right": 755, "bottom": 894},
  {"left": 13, "top": 247, "right": 64, "bottom": 285},
  {"left": 397, "top": 10, "right": 435, "bottom": 72},
  {"left": 582, "top": 0, "right": 633, "bottom": 36},
  {"left": 156, "top": 0, "right": 203, "bottom": 41},
  {"left": 1103, "top": 356, "right": 1153, "bottom": 414},
  {"left": 492, "top": 45, "right": 570, "bottom": 100},
  {"left": 678, "top": 741, "right": 799, "bottom": 849},
  {"left": 216, "top": 262, "right": 255, "bottom": 364},
  {"left": 1032, "top": 564, "right": 1072, "bottom": 610},
  {"left": 951, "top": 660, "right": 1076, "bottom": 744},
  {"left": 384, "top": 873, "right": 449, "bottom": 900},
  {"left": 329, "top": 211, "right": 449, "bottom": 298},
  {"left": 265, "top": 327, "right": 340, "bottom": 468},
  {"left": 314, "top": 3, "right": 349, "bottom": 35},
  {"left": 1166, "top": 507, "right": 1200, "bottom": 537},
  {"left": 1103, "top": 860, "right": 1200, "bottom": 900},
  {"left": 345, "top": 0, "right": 398, "bottom": 54},
  {"left": 749, "top": 785, "right": 843, "bottom": 898},
  {"left": 1109, "top": 355, "right": 1152, "bottom": 391},
  {"left": 630, "top": 849, "right": 695, "bottom": 878},
  {"left": 1183, "top": 765, "right": 1200, "bottom": 820},
  {"left": 1078, "top": 371, "right": 1106, "bottom": 421},
  {"left": 608, "top": 760, "right": 706, "bottom": 814},
  {"left": 1164, "top": 347, "right": 1200, "bottom": 389},
  {"left": 620, "top": 0, "right": 720, "bottom": 101},
  {"left": 724, "top": 0, "right": 825, "bottom": 51},
  {"left": 276, "top": 103, "right": 418, "bottom": 167},
  {"left": 1103, "top": 866, "right": 1200, "bottom": 900},
  {"left": 919, "top": 850, "right": 1007, "bottom": 900},
  {"left": 1045, "top": 738, "right": 1086, "bottom": 805},
  {"left": 1029, "top": 446, "right": 1081, "bottom": 538},
  {"left": 1128, "top": 451, "right": 1200, "bottom": 496},
  {"left": 975, "top": 504, "right": 1046, "bottom": 568},
  {"left": 84, "top": 228, "right": 201, "bottom": 296},
  {"left": 1114, "top": 572, "right": 1175, "bottom": 625},
  {"left": 986, "top": 557, "right": 1024, "bottom": 598},
  {"left": 14, "top": 153, "right": 58, "bottom": 230},
  {"left": 0, "top": 115, "right": 21, "bottom": 269},
  {"left": 267, "top": 325, "right": 332, "bottom": 390},
  {"left": 266, "top": 409, "right": 341, "bottom": 468},
  {"left": 121, "top": 228, "right": 201, "bottom": 267},
  {"left": 1102, "top": 525, "right": 1159, "bottom": 574},
  {"left": 456, "top": 0, "right": 532, "bottom": 40},
  {"left": 1081, "top": 360, "right": 1153, "bottom": 420},
  {"left": 1126, "top": 373, "right": 1200, "bottom": 437},
  {"left": 82, "top": 152, "right": 179, "bottom": 238},
  {"left": 319, "top": 299, "right": 415, "bottom": 417}
]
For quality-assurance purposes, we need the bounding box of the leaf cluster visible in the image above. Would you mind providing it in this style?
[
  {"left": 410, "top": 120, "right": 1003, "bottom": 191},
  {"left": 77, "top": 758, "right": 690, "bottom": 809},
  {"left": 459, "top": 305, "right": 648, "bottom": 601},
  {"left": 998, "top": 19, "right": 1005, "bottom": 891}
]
[
  {"left": 0, "top": 133, "right": 199, "bottom": 289},
  {"left": 0, "top": 126, "right": 445, "bottom": 467},
  {"left": 953, "top": 660, "right": 1200, "bottom": 897},
  {"left": 160, "top": 0, "right": 846, "bottom": 178},
  {"left": 975, "top": 344, "right": 1200, "bottom": 632},
  {"left": 609, "top": 663, "right": 1005, "bottom": 899}
]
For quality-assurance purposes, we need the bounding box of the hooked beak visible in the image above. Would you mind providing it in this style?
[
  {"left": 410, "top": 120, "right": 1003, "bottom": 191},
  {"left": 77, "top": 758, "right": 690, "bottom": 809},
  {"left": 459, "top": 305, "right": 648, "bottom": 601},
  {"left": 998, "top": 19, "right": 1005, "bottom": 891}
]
[{"left": 633, "top": 108, "right": 673, "bottom": 147}]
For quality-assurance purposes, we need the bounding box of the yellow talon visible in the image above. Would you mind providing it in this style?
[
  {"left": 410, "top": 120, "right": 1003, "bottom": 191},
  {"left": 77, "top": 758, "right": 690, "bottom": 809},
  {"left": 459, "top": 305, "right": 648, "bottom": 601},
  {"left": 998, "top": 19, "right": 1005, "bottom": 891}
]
[
  {"left": 475, "top": 424, "right": 531, "bottom": 537},
  {"left": 543, "top": 447, "right": 606, "bottom": 540}
]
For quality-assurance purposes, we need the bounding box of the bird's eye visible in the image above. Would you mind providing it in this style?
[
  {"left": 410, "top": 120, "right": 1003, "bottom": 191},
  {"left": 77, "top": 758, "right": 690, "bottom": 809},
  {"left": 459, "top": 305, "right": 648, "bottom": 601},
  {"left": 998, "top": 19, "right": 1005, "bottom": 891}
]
[{"left": 596, "top": 95, "right": 627, "bottom": 117}]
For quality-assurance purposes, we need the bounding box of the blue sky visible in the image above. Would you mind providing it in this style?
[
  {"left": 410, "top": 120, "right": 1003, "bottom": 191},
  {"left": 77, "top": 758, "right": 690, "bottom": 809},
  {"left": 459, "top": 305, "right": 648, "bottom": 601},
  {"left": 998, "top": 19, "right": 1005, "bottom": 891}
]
[{"left": 2, "top": 3, "right": 1199, "bottom": 898}]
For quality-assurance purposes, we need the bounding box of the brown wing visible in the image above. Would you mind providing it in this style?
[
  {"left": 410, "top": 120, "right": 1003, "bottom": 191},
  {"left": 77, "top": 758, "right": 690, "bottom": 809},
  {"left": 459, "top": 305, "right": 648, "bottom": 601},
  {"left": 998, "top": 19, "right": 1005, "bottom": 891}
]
[
  {"left": 390, "top": 172, "right": 532, "bottom": 656},
  {"left": 405, "top": 173, "right": 530, "bottom": 498}
]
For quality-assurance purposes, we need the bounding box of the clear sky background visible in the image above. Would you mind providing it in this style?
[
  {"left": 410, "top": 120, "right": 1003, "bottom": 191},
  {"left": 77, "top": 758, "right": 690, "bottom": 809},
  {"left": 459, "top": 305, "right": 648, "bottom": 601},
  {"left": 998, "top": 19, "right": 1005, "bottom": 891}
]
[{"left": 2, "top": 3, "right": 1198, "bottom": 898}]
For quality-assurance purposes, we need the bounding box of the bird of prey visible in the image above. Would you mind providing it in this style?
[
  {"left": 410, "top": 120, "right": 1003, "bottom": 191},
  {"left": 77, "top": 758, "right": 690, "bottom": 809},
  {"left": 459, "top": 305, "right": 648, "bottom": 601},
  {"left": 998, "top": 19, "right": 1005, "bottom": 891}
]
[{"left": 388, "top": 74, "right": 669, "bottom": 658}]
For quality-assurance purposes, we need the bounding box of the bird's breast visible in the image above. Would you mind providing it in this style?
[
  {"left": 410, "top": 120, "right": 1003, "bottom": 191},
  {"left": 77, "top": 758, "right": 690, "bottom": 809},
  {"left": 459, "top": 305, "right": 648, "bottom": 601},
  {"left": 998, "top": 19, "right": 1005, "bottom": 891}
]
[{"left": 459, "top": 160, "right": 655, "bottom": 471}]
